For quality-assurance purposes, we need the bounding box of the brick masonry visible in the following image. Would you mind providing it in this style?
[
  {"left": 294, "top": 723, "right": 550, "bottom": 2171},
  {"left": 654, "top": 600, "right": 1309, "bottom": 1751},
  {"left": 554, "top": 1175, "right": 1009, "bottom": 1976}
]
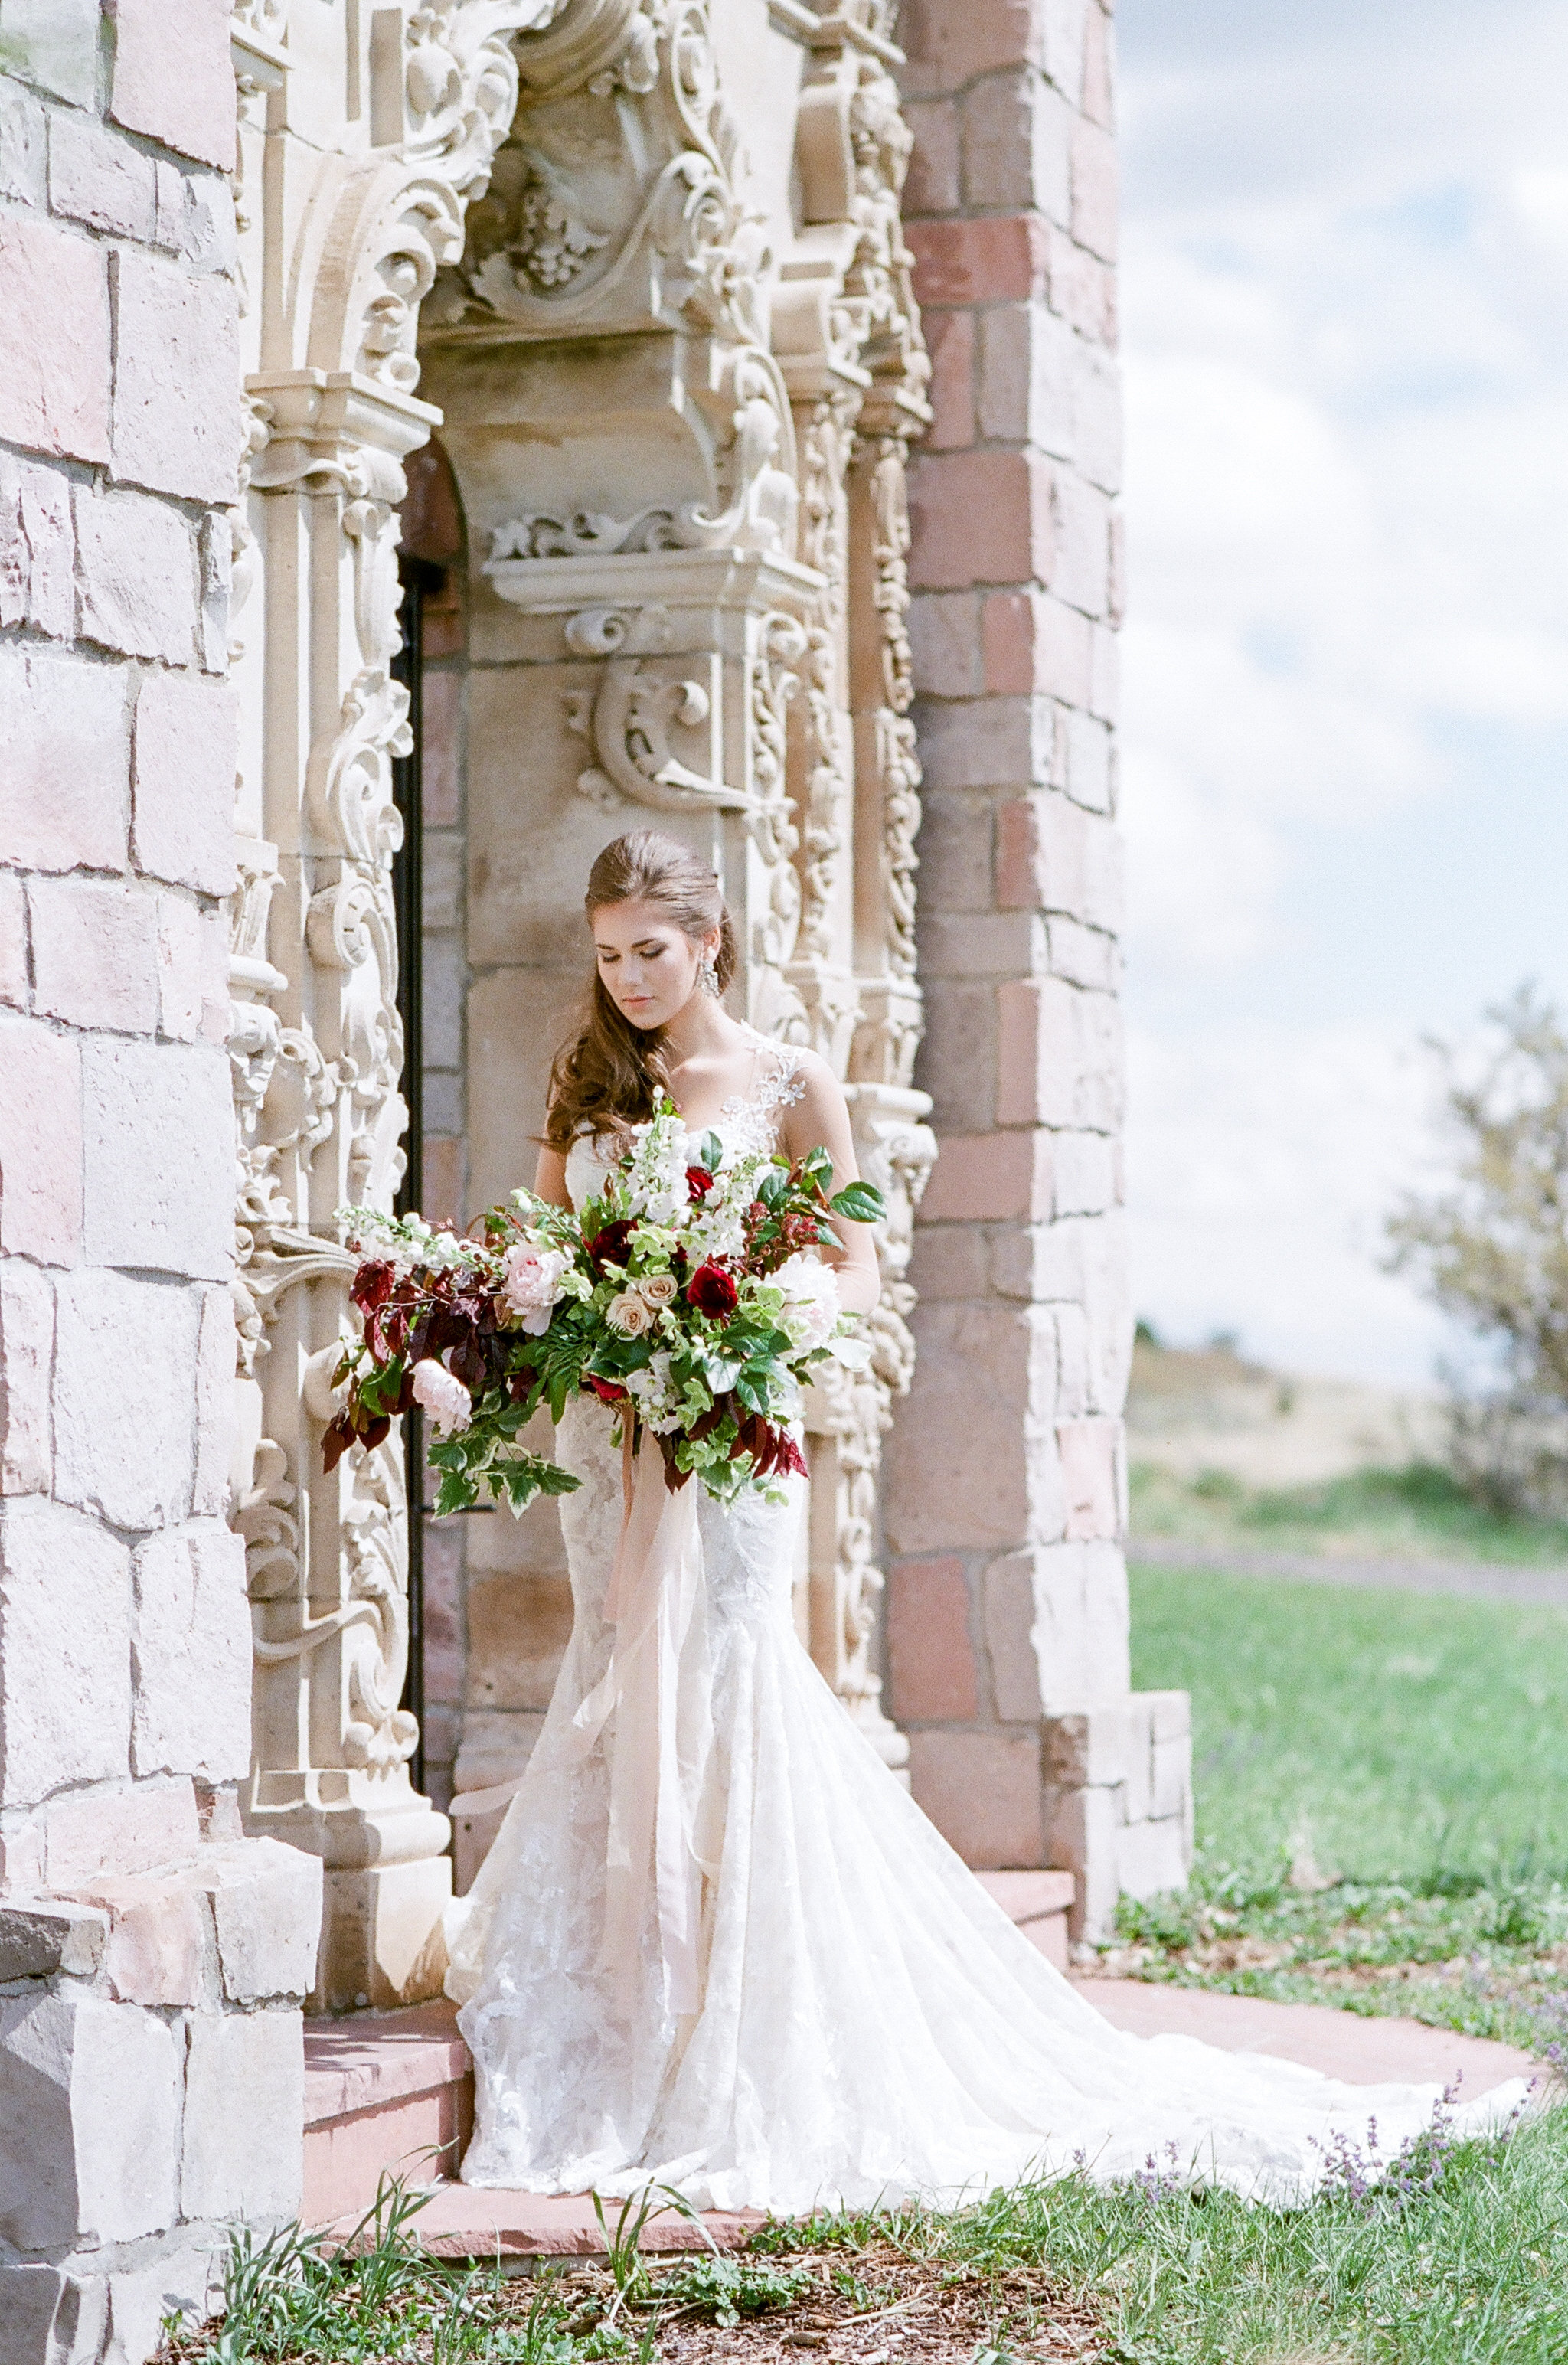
[
  {"left": 887, "top": 0, "right": 1192, "bottom": 1938},
  {"left": 0, "top": 15, "right": 319, "bottom": 2356}
]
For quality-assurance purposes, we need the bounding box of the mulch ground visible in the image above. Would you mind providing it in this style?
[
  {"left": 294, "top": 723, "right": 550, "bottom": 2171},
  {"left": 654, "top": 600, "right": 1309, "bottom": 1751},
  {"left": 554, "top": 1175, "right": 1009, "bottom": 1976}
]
[
  {"left": 577, "top": 2245, "right": 1109, "bottom": 2365},
  {"left": 158, "top": 2239, "right": 1113, "bottom": 2365}
]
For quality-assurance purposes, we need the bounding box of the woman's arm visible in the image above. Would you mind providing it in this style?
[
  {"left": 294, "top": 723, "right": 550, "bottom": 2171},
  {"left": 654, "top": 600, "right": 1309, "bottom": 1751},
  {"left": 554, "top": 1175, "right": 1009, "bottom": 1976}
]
[
  {"left": 778, "top": 1055, "right": 880, "bottom": 1316},
  {"left": 534, "top": 1142, "right": 573, "bottom": 1211}
]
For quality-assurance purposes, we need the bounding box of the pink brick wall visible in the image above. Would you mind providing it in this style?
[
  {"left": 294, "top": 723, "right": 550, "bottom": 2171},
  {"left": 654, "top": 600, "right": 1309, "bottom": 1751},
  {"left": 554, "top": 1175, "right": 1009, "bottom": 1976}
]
[{"left": 887, "top": 0, "right": 1142, "bottom": 1877}]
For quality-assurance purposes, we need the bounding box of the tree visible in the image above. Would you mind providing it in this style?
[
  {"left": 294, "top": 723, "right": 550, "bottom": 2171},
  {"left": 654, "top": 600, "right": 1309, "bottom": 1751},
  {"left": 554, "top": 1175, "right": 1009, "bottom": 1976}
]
[{"left": 1386, "top": 985, "right": 1568, "bottom": 1514}]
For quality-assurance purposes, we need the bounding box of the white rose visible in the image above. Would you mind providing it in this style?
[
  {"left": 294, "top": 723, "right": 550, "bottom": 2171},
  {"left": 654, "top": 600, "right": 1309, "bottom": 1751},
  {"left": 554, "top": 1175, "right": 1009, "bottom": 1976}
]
[
  {"left": 410, "top": 1357, "right": 472, "bottom": 1436},
  {"left": 607, "top": 1290, "right": 652, "bottom": 1338},
  {"left": 498, "top": 1243, "right": 570, "bottom": 1335},
  {"left": 773, "top": 1253, "right": 841, "bottom": 1354},
  {"left": 639, "top": 1272, "right": 678, "bottom": 1309}
]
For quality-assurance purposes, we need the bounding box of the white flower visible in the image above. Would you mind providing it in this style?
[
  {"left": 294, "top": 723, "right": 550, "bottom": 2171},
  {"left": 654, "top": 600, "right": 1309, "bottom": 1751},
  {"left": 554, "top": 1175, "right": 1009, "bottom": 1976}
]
[
  {"left": 623, "top": 1108, "right": 691, "bottom": 1229},
  {"left": 773, "top": 1254, "right": 841, "bottom": 1354},
  {"left": 639, "top": 1272, "right": 678, "bottom": 1309},
  {"left": 498, "top": 1243, "right": 570, "bottom": 1334},
  {"left": 606, "top": 1290, "right": 652, "bottom": 1338},
  {"left": 410, "top": 1357, "right": 472, "bottom": 1436}
]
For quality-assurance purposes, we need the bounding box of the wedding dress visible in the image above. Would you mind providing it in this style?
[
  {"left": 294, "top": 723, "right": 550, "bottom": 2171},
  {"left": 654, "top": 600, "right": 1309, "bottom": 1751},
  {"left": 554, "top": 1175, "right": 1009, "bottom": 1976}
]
[{"left": 445, "top": 1034, "right": 1527, "bottom": 2211}]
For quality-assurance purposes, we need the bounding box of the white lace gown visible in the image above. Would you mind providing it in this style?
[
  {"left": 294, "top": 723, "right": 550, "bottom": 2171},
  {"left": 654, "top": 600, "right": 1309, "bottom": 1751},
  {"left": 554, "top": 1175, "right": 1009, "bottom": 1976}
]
[{"left": 446, "top": 1039, "right": 1526, "bottom": 2211}]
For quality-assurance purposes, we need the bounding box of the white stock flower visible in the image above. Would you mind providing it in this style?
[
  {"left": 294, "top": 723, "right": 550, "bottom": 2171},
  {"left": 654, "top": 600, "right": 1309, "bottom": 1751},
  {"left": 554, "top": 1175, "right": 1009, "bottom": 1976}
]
[
  {"left": 410, "top": 1358, "right": 472, "bottom": 1436},
  {"left": 625, "top": 1109, "right": 689, "bottom": 1228},
  {"left": 498, "top": 1243, "right": 570, "bottom": 1334},
  {"left": 773, "top": 1254, "right": 841, "bottom": 1354},
  {"left": 606, "top": 1290, "right": 652, "bottom": 1338}
]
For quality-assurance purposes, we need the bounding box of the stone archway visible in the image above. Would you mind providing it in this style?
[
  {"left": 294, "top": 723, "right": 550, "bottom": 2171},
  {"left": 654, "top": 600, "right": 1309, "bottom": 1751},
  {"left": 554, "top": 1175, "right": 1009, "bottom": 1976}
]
[
  {"left": 410, "top": 0, "right": 938, "bottom": 1854},
  {"left": 229, "top": 0, "right": 933, "bottom": 2011}
]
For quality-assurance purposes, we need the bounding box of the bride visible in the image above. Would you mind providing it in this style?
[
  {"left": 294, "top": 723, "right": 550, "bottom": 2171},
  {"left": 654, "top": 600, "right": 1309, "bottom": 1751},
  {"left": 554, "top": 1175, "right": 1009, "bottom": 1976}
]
[{"left": 445, "top": 829, "right": 1523, "bottom": 2211}]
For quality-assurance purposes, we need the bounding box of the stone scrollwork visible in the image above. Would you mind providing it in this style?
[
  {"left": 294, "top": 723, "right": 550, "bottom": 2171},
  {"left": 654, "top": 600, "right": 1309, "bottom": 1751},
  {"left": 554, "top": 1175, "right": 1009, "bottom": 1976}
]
[
  {"left": 557, "top": 603, "right": 743, "bottom": 813},
  {"left": 401, "top": 2, "right": 573, "bottom": 199}
]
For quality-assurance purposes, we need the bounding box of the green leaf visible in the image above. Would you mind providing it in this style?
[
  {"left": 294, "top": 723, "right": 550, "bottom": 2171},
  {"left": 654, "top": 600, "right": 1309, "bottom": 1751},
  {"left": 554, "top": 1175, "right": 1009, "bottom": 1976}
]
[
  {"left": 694, "top": 1130, "right": 724, "bottom": 1174},
  {"left": 734, "top": 1370, "right": 769, "bottom": 1416},
  {"left": 757, "top": 1167, "right": 789, "bottom": 1209},
  {"left": 433, "top": 1465, "right": 480, "bottom": 1517},
  {"left": 586, "top": 1335, "right": 653, "bottom": 1378},
  {"left": 829, "top": 1180, "right": 886, "bottom": 1224}
]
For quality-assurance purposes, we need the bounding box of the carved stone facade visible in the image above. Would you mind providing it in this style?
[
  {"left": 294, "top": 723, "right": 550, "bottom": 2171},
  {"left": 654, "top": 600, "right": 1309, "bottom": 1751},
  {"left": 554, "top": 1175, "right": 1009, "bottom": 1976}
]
[
  {"left": 412, "top": 0, "right": 940, "bottom": 1840},
  {"left": 0, "top": 2, "right": 1183, "bottom": 2354}
]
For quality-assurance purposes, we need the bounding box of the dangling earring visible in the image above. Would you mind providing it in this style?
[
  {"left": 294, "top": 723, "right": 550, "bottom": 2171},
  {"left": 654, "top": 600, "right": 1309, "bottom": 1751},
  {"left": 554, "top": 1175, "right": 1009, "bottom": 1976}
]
[{"left": 700, "top": 949, "right": 720, "bottom": 997}]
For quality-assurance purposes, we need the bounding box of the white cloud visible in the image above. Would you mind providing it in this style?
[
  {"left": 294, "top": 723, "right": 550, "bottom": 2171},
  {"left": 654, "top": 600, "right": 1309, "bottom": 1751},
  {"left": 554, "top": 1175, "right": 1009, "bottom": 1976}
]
[
  {"left": 1116, "top": 2, "right": 1568, "bottom": 1383},
  {"left": 1126, "top": 1024, "right": 1450, "bottom": 1384}
]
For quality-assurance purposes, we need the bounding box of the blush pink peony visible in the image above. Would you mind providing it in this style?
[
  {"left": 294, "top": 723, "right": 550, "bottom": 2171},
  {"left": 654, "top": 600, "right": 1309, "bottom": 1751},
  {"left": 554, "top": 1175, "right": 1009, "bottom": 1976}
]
[{"left": 498, "top": 1243, "right": 570, "bottom": 1335}]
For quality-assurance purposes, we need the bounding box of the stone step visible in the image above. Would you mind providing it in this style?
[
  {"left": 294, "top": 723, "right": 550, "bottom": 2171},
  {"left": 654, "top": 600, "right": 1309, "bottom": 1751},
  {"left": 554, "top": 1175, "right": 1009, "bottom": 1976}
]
[
  {"left": 303, "top": 2001, "right": 472, "bottom": 2227},
  {"left": 975, "top": 1869, "right": 1076, "bottom": 1971},
  {"left": 413, "top": 2187, "right": 762, "bottom": 2262},
  {"left": 302, "top": 2004, "right": 758, "bottom": 2256}
]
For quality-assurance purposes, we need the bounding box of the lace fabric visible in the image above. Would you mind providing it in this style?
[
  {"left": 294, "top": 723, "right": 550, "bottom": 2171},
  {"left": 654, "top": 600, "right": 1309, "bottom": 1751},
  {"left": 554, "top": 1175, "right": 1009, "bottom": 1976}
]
[{"left": 445, "top": 1044, "right": 1529, "bottom": 2211}]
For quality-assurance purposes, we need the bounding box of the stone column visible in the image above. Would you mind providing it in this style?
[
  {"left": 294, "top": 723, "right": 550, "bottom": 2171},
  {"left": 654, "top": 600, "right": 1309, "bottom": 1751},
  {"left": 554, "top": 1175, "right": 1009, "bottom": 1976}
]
[
  {"left": 0, "top": 5, "right": 321, "bottom": 2355},
  {"left": 885, "top": 0, "right": 1192, "bottom": 1941},
  {"left": 226, "top": 0, "right": 567, "bottom": 2012}
]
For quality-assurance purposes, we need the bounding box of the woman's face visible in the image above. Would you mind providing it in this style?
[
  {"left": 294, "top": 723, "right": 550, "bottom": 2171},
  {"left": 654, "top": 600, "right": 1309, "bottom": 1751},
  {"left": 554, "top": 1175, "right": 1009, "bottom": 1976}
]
[{"left": 591, "top": 897, "right": 715, "bottom": 1031}]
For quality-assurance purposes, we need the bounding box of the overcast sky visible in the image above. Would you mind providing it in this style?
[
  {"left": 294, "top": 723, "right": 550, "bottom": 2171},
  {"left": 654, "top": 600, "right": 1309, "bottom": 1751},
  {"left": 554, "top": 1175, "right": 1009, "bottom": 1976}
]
[{"left": 1117, "top": 0, "right": 1568, "bottom": 1382}]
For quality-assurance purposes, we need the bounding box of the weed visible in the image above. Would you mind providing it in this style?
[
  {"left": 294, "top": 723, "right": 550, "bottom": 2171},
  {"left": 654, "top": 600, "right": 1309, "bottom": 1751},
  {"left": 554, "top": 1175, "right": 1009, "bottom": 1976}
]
[{"left": 654, "top": 2254, "right": 808, "bottom": 2327}]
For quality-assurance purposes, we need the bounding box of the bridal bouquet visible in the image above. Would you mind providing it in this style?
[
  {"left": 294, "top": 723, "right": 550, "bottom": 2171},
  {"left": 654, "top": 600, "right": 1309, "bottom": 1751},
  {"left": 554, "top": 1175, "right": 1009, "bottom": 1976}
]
[{"left": 324, "top": 1099, "right": 884, "bottom": 1515}]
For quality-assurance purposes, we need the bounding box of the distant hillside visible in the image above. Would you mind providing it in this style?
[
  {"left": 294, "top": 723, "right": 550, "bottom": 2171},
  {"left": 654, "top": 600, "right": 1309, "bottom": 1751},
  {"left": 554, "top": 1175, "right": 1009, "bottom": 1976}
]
[{"left": 1127, "top": 1334, "right": 1444, "bottom": 1487}]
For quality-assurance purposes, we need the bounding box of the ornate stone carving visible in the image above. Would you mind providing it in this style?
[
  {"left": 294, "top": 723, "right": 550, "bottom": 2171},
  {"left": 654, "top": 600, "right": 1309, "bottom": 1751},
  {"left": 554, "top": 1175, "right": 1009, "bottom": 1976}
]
[
  {"left": 401, "top": 2, "right": 573, "bottom": 200},
  {"left": 551, "top": 601, "right": 737, "bottom": 812},
  {"left": 227, "top": 0, "right": 584, "bottom": 2011}
]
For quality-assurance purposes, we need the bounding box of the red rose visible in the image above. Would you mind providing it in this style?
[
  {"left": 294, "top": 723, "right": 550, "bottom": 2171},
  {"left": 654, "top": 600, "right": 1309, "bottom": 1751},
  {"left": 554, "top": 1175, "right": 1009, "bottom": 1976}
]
[
  {"left": 586, "top": 1377, "right": 629, "bottom": 1404},
  {"left": 686, "top": 1260, "right": 738, "bottom": 1318},
  {"left": 687, "top": 1165, "right": 714, "bottom": 1202},
  {"left": 585, "top": 1217, "right": 635, "bottom": 1272}
]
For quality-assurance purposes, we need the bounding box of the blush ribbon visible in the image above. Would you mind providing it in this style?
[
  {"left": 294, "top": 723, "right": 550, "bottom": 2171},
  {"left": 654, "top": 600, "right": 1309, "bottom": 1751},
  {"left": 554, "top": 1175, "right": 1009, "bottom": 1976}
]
[{"left": 560, "top": 1429, "right": 715, "bottom": 2020}]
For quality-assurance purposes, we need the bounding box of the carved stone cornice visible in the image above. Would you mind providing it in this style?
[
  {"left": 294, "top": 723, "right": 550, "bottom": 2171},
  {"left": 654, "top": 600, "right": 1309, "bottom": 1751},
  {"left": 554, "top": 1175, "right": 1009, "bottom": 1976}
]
[{"left": 247, "top": 369, "right": 441, "bottom": 494}]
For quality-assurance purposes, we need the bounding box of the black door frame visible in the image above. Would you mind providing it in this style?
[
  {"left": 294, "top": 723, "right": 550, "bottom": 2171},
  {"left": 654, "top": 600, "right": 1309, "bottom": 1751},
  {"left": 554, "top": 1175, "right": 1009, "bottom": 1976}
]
[{"left": 390, "top": 554, "right": 442, "bottom": 1793}]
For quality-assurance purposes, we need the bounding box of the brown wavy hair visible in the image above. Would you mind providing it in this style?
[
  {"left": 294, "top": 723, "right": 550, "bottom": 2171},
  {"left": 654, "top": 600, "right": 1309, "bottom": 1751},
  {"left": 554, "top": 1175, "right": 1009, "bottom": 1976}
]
[{"left": 544, "top": 831, "right": 739, "bottom": 1152}]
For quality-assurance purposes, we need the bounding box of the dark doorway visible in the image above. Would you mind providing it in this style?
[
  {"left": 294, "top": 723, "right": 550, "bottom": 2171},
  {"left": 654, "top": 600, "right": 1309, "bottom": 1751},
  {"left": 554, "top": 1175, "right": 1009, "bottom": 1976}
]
[{"left": 391, "top": 437, "right": 465, "bottom": 1796}]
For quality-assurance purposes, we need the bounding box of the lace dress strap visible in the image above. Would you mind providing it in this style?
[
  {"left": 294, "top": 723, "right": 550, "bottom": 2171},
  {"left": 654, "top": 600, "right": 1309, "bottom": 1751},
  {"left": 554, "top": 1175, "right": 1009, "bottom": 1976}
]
[{"left": 719, "top": 1027, "right": 808, "bottom": 1154}]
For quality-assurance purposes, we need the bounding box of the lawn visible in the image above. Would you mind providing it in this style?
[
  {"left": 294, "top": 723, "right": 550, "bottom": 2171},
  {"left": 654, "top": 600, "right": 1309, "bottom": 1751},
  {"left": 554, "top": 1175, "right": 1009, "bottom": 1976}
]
[
  {"left": 1117, "top": 1560, "right": 1568, "bottom": 2053},
  {"left": 167, "top": 2119, "right": 1568, "bottom": 2365},
  {"left": 1130, "top": 1459, "right": 1568, "bottom": 1570}
]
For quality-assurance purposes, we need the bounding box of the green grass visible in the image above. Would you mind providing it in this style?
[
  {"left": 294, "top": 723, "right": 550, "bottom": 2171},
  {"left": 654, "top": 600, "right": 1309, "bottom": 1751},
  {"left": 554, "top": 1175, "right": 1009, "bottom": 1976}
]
[
  {"left": 176, "top": 2122, "right": 1568, "bottom": 2365},
  {"left": 1131, "top": 1460, "right": 1568, "bottom": 1569},
  {"left": 761, "top": 2115, "right": 1568, "bottom": 2364},
  {"left": 1120, "top": 1563, "right": 1568, "bottom": 2049}
]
